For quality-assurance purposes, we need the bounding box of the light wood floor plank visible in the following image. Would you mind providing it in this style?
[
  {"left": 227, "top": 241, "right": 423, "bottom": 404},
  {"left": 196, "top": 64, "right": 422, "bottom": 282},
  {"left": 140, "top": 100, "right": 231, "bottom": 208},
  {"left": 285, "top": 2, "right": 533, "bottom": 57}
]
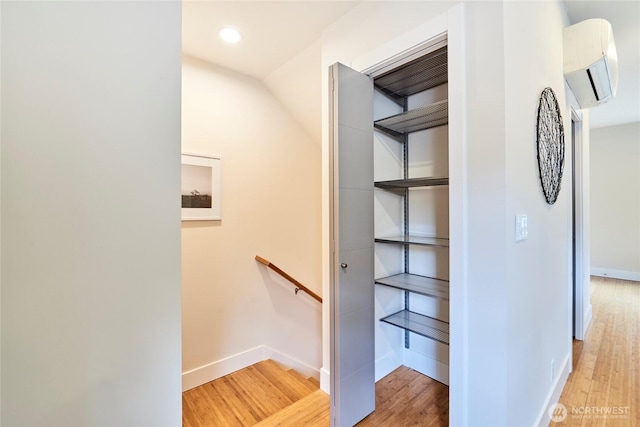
[
  {"left": 252, "top": 360, "right": 316, "bottom": 400},
  {"left": 224, "top": 369, "right": 290, "bottom": 420},
  {"left": 555, "top": 277, "right": 639, "bottom": 426},
  {"left": 203, "top": 376, "right": 261, "bottom": 426},
  {"left": 254, "top": 390, "right": 330, "bottom": 427},
  {"left": 356, "top": 366, "right": 448, "bottom": 426},
  {"left": 183, "top": 360, "right": 308, "bottom": 427}
]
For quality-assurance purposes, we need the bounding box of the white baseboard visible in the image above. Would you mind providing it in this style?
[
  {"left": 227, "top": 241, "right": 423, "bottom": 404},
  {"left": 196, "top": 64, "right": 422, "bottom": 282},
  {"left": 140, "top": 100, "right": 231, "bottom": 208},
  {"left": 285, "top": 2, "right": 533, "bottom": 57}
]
[
  {"left": 182, "top": 345, "right": 320, "bottom": 392},
  {"left": 403, "top": 348, "right": 449, "bottom": 385},
  {"left": 320, "top": 367, "right": 330, "bottom": 394},
  {"left": 535, "top": 353, "right": 570, "bottom": 427},
  {"left": 591, "top": 268, "right": 640, "bottom": 282},
  {"left": 182, "top": 346, "right": 264, "bottom": 391},
  {"left": 375, "top": 352, "right": 401, "bottom": 382}
]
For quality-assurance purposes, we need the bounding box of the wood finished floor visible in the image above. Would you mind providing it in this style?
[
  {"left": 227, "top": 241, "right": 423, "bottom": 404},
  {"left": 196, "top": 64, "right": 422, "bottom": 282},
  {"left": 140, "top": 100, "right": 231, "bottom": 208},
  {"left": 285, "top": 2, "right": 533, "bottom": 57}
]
[
  {"left": 356, "top": 366, "right": 448, "bottom": 426},
  {"left": 254, "top": 389, "right": 330, "bottom": 427},
  {"left": 182, "top": 359, "right": 320, "bottom": 427},
  {"left": 182, "top": 360, "right": 446, "bottom": 426},
  {"left": 182, "top": 277, "right": 638, "bottom": 426},
  {"left": 554, "top": 276, "right": 640, "bottom": 426}
]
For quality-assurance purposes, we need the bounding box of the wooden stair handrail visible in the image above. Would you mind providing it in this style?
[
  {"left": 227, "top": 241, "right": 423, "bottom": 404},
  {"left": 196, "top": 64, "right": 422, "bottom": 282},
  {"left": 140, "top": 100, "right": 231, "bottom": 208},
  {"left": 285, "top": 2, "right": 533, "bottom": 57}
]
[{"left": 255, "top": 255, "right": 322, "bottom": 303}]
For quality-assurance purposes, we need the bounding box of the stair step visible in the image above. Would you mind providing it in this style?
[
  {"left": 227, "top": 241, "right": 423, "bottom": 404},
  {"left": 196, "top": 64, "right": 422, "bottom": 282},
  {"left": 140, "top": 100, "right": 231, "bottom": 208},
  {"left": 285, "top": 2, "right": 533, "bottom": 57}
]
[
  {"left": 254, "top": 389, "right": 330, "bottom": 427},
  {"left": 183, "top": 362, "right": 293, "bottom": 427},
  {"left": 253, "top": 360, "right": 316, "bottom": 402},
  {"left": 183, "top": 360, "right": 322, "bottom": 427},
  {"left": 306, "top": 376, "right": 320, "bottom": 388},
  {"left": 286, "top": 368, "right": 319, "bottom": 393}
]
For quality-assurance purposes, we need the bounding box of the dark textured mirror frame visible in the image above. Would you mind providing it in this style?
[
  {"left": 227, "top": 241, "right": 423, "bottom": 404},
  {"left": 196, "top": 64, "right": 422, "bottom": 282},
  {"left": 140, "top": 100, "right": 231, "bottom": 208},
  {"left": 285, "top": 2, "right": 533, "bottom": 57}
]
[{"left": 536, "top": 87, "right": 565, "bottom": 205}]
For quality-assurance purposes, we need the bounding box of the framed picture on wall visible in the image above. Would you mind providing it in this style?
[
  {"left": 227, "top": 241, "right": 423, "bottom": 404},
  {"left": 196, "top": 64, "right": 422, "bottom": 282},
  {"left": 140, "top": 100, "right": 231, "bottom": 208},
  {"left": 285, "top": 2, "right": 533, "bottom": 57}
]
[{"left": 181, "top": 153, "right": 221, "bottom": 221}]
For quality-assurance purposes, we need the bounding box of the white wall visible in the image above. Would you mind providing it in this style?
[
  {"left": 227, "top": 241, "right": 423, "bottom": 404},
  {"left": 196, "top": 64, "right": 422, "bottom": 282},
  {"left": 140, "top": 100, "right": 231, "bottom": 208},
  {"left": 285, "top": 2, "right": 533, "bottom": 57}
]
[
  {"left": 590, "top": 122, "right": 640, "bottom": 281},
  {"left": 1, "top": 2, "right": 182, "bottom": 425},
  {"left": 264, "top": 40, "right": 323, "bottom": 145},
  {"left": 460, "top": 3, "right": 510, "bottom": 424},
  {"left": 503, "top": 1, "right": 573, "bottom": 425},
  {"left": 181, "top": 56, "right": 322, "bottom": 389},
  {"left": 321, "top": 1, "right": 574, "bottom": 425}
]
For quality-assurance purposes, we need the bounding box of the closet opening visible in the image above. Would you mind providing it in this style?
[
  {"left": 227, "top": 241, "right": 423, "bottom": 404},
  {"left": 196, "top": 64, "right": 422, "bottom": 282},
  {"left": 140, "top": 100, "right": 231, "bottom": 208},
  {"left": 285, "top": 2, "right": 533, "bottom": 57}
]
[
  {"left": 330, "top": 32, "right": 452, "bottom": 425},
  {"left": 370, "top": 36, "right": 451, "bottom": 387}
]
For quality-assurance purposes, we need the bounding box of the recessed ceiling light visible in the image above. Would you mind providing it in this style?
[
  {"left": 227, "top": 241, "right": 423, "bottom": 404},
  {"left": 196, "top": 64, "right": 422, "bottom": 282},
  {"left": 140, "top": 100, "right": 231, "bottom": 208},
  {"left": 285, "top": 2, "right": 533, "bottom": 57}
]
[{"left": 219, "top": 28, "right": 241, "bottom": 44}]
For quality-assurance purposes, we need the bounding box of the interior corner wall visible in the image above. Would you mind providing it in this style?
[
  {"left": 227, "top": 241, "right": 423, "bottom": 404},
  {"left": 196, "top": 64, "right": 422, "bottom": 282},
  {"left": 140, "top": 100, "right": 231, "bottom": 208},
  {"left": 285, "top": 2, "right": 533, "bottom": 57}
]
[
  {"left": 1, "top": 2, "right": 182, "bottom": 425},
  {"left": 590, "top": 122, "right": 640, "bottom": 281},
  {"left": 181, "top": 56, "right": 322, "bottom": 386},
  {"left": 503, "top": 1, "right": 572, "bottom": 425}
]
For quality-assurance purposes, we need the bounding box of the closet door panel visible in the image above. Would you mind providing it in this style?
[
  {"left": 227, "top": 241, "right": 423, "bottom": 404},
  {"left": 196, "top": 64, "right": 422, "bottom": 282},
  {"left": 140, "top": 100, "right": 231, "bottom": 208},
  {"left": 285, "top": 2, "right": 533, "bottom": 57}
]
[
  {"left": 338, "top": 125, "right": 374, "bottom": 190},
  {"left": 329, "top": 62, "right": 374, "bottom": 427},
  {"left": 338, "top": 188, "right": 373, "bottom": 253}
]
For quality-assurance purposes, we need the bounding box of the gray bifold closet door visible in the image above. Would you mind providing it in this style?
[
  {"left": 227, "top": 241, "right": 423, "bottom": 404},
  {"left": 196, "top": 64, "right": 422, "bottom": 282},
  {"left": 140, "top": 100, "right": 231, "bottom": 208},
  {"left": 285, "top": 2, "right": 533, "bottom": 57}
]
[{"left": 329, "top": 62, "right": 375, "bottom": 426}]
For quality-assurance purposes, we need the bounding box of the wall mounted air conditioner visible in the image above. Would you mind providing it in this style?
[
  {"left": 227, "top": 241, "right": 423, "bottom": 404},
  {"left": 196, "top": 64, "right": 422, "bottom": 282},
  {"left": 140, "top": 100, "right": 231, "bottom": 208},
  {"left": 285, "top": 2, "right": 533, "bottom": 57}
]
[{"left": 564, "top": 18, "right": 618, "bottom": 109}]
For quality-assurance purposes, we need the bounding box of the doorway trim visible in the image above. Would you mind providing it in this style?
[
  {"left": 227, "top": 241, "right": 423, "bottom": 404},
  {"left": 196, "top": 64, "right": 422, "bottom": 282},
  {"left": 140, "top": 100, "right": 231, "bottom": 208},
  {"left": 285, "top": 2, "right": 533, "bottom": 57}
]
[{"left": 565, "top": 83, "right": 592, "bottom": 342}]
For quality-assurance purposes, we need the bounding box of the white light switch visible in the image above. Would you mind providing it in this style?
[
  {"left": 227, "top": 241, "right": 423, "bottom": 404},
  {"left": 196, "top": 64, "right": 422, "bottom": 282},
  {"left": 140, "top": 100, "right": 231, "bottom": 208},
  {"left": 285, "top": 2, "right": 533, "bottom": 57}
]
[{"left": 515, "top": 214, "right": 528, "bottom": 242}]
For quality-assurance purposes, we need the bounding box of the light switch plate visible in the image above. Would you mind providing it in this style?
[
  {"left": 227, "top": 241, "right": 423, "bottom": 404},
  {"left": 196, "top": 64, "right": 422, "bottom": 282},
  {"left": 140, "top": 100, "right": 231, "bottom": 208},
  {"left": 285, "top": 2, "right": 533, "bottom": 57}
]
[{"left": 515, "top": 214, "right": 528, "bottom": 242}]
